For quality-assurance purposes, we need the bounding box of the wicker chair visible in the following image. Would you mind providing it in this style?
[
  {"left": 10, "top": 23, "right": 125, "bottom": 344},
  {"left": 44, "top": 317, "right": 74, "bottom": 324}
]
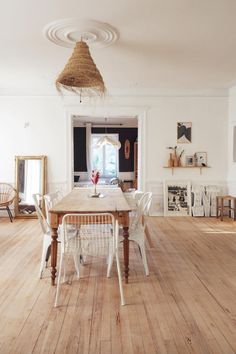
[{"left": 0, "top": 183, "right": 16, "bottom": 222}]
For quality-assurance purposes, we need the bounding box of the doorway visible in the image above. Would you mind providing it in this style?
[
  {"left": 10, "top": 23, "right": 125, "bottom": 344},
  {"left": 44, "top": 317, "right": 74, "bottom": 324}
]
[
  {"left": 72, "top": 116, "right": 138, "bottom": 190},
  {"left": 65, "top": 106, "right": 147, "bottom": 193}
]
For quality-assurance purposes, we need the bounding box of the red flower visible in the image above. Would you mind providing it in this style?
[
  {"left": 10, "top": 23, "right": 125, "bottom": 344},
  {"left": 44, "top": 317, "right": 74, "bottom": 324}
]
[{"left": 91, "top": 170, "right": 100, "bottom": 185}]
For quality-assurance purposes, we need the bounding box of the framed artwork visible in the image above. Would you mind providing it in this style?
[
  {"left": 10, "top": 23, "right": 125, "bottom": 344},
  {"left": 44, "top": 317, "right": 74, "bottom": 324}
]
[
  {"left": 186, "top": 155, "right": 195, "bottom": 167},
  {"left": 195, "top": 152, "right": 207, "bottom": 167},
  {"left": 124, "top": 139, "right": 130, "bottom": 159},
  {"left": 164, "top": 180, "right": 191, "bottom": 216},
  {"left": 177, "top": 122, "right": 192, "bottom": 143}
]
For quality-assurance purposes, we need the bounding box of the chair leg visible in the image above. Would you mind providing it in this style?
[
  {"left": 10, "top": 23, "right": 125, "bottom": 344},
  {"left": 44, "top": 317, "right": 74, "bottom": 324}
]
[
  {"left": 63, "top": 253, "right": 69, "bottom": 283},
  {"left": 107, "top": 252, "right": 114, "bottom": 278},
  {"left": 139, "top": 243, "right": 149, "bottom": 276},
  {"left": 73, "top": 251, "right": 80, "bottom": 278},
  {"left": 6, "top": 206, "right": 13, "bottom": 222},
  {"left": 39, "top": 240, "right": 50, "bottom": 278},
  {"left": 80, "top": 254, "right": 85, "bottom": 265},
  {"left": 55, "top": 253, "right": 64, "bottom": 307},
  {"left": 138, "top": 242, "right": 149, "bottom": 276},
  {"left": 45, "top": 245, "right": 51, "bottom": 266},
  {"left": 115, "top": 251, "right": 125, "bottom": 306}
]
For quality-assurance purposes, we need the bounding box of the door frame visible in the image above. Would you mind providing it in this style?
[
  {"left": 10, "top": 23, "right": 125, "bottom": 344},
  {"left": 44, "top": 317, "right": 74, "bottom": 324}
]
[{"left": 64, "top": 105, "right": 147, "bottom": 193}]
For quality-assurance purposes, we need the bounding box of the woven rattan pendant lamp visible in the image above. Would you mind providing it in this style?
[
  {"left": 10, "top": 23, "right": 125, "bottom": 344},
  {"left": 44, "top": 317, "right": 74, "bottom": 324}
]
[{"left": 56, "top": 40, "right": 106, "bottom": 96}]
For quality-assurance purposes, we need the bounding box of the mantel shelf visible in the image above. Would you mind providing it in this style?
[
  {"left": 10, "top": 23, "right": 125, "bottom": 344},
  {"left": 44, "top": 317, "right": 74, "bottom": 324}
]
[{"left": 163, "top": 166, "right": 211, "bottom": 175}]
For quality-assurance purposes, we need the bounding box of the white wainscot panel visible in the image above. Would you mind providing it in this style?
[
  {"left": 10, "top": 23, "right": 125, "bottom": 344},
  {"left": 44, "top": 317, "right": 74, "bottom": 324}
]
[{"left": 146, "top": 181, "right": 164, "bottom": 216}]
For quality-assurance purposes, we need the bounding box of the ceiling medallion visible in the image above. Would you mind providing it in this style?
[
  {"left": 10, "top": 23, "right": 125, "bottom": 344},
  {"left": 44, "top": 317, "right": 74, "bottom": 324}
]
[{"left": 43, "top": 19, "right": 119, "bottom": 48}]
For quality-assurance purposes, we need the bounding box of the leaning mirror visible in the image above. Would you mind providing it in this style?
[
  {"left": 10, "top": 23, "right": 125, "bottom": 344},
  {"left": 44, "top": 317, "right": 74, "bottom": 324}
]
[{"left": 15, "top": 156, "right": 47, "bottom": 217}]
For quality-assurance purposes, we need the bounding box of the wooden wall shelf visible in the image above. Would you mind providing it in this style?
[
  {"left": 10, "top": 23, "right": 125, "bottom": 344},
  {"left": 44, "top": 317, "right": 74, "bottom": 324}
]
[{"left": 163, "top": 166, "right": 211, "bottom": 175}]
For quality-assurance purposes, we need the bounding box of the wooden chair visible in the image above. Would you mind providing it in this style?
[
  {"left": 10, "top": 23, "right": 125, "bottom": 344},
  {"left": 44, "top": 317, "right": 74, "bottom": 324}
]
[
  {"left": 216, "top": 195, "right": 236, "bottom": 221},
  {"left": 0, "top": 183, "right": 16, "bottom": 222},
  {"left": 55, "top": 213, "right": 125, "bottom": 307}
]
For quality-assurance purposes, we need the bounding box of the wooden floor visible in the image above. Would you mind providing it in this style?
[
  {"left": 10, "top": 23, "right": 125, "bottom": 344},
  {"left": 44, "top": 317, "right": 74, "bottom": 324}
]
[{"left": 0, "top": 217, "right": 236, "bottom": 354}]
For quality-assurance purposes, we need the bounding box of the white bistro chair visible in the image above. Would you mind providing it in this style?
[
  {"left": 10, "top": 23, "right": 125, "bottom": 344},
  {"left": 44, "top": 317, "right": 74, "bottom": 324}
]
[
  {"left": 44, "top": 191, "right": 82, "bottom": 268},
  {"left": 127, "top": 192, "right": 152, "bottom": 276},
  {"left": 55, "top": 213, "right": 125, "bottom": 307},
  {"left": 44, "top": 191, "right": 62, "bottom": 225},
  {"left": 33, "top": 194, "right": 52, "bottom": 278}
]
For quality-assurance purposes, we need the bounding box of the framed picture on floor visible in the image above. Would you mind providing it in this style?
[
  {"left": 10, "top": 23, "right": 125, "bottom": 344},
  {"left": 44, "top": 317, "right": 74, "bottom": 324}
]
[
  {"left": 164, "top": 180, "right": 191, "bottom": 216},
  {"left": 177, "top": 122, "right": 192, "bottom": 143}
]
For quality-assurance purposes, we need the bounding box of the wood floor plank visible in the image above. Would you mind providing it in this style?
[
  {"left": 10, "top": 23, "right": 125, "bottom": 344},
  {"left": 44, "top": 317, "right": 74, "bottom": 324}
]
[{"left": 1, "top": 216, "right": 236, "bottom": 354}]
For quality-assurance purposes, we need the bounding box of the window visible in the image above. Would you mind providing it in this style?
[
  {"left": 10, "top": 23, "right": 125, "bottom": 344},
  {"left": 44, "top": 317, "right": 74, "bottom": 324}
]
[{"left": 91, "top": 134, "right": 119, "bottom": 177}]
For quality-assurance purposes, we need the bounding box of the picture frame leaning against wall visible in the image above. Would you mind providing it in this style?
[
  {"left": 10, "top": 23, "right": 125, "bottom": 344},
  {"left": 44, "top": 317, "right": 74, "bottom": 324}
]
[{"left": 164, "top": 180, "right": 192, "bottom": 216}]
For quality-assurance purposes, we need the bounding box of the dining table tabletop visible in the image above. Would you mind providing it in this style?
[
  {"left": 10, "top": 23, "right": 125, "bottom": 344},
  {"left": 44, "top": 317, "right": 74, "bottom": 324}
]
[{"left": 49, "top": 186, "right": 133, "bottom": 286}]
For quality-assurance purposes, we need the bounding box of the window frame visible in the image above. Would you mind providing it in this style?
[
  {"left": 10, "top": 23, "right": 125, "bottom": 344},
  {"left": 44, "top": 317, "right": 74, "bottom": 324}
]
[{"left": 91, "top": 133, "right": 119, "bottom": 178}]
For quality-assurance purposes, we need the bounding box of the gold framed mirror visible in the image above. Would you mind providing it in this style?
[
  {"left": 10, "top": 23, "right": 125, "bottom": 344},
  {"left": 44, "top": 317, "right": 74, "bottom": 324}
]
[{"left": 15, "top": 156, "right": 47, "bottom": 218}]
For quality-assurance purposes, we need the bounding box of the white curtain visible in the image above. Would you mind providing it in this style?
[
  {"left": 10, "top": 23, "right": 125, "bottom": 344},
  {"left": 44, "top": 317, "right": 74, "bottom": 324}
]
[{"left": 86, "top": 123, "right": 93, "bottom": 178}]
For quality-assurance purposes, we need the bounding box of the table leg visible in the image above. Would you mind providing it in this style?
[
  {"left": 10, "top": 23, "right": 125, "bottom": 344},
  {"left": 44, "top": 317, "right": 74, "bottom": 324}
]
[
  {"left": 216, "top": 197, "right": 219, "bottom": 218},
  {"left": 123, "top": 226, "right": 129, "bottom": 284},
  {"left": 51, "top": 227, "right": 58, "bottom": 286},
  {"left": 221, "top": 198, "right": 224, "bottom": 221},
  {"left": 234, "top": 198, "right": 236, "bottom": 221}
]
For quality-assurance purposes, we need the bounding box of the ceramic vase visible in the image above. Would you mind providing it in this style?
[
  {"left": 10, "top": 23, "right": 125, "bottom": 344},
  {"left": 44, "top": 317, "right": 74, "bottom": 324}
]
[
  {"left": 173, "top": 152, "right": 178, "bottom": 167},
  {"left": 168, "top": 153, "right": 174, "bottom": 167}
]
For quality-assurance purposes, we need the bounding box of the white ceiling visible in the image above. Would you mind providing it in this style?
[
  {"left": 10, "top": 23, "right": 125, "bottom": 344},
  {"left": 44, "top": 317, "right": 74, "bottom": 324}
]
[{"left": 1, "top": 0, "right": 236, "bottom": 95}]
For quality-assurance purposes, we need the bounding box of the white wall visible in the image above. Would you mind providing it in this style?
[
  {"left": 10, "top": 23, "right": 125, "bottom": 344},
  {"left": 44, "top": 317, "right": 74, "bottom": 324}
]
[
  {"left": 0, "top": 92, "right": 228, "bottom": 213},
  {"left": 228, "top": 86, "right": 236, "bottom": 195},
  {"left": 0, "top": 96, "right": 67, "bottom": 193}
]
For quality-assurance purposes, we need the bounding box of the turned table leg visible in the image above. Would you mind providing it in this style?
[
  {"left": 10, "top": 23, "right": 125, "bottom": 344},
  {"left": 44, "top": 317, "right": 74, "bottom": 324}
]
[
  {"left": 123, "top": 226, "right": 129, "bottom": 284},
  {"left": 221, "top": 197, "right": 224, "bottom": 221},
  {"left": 234, "top": 198, "right": 236, "bottom": 221},
  {"left": 51, "top": 227, "right": 58, "bottom": 286}
]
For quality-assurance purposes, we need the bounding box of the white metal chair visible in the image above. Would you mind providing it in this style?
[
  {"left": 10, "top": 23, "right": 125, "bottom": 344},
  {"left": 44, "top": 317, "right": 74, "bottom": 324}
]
[
  {"left": 55, "top": 213, "right": 125, "bottom": 307},
  {"left": 33, "top": 194, "right": 52, "bottom": 278},
  {"left": 126, "top": 192, "right": 152, "bottom": 276},
  {"left": 44, "top": 191, "right": 82, "bottom": 265},
  {"left": 124, "top": 190, "right": 144, "bottom": 212},
  {"left": 44, "top": 191, "right": 62, "bottom": 225}
]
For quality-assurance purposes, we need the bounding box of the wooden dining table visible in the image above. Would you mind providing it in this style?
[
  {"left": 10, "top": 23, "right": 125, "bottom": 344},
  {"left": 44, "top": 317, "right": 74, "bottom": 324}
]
[{"left": 49, "top": 187, "right": 133, "bottom": 286}]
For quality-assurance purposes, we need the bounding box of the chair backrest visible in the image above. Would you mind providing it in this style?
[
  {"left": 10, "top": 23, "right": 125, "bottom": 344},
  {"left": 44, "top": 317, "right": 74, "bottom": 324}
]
[
  {"left": 44, "top": 191, "right": 62, "bottom": 225},
  {"left": 33, "top": 194, "right": 50, "bottom": 234},
  {"left": 0, "top": 183, "right": 16, "bottom": 206},
  {"left": 131, "top": 192, "right": 152, "bottom": 230},
  {"left": 62, "top": 213, "right": 116, "bottom": 256},
  {"left": 134, "top": 190, "right": 144, "bottom": 204},
  {"left": 138, "top": 192, "right": 152, "bottom": 216}
]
